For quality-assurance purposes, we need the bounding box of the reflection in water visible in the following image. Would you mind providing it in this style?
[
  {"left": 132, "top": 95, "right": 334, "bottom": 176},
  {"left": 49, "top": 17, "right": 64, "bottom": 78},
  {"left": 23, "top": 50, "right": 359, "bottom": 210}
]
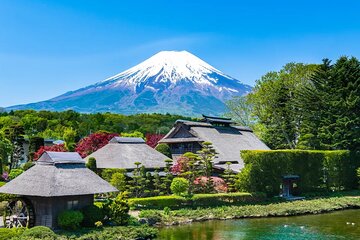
[{"left": 158, "top": 209, "right": 360, "bottom": 240}]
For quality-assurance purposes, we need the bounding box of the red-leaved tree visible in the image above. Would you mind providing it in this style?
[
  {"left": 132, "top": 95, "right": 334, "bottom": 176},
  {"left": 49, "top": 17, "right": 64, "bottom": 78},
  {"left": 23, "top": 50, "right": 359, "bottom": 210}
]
[
  {"left": 145, "top": 133, "right": 165, "bottom": 148},
  {"left": 75, "top": 132, "right": 119, "bottom": 158},
  {"left": 34, "top": 144, "right": 68, "bottom": 160}
]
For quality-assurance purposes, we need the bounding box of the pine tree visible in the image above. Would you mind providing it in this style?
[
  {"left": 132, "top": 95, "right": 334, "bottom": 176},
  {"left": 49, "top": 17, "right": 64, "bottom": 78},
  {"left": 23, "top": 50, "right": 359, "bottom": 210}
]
[
  {"left": 196, "top": 142, "right": 217, "bottom": 193},
  {"left": 221, "top": 162, "right": 236, "bottom": 192},
  {"left": 296, "top": 57, "right": 360, "bottom": 150}
]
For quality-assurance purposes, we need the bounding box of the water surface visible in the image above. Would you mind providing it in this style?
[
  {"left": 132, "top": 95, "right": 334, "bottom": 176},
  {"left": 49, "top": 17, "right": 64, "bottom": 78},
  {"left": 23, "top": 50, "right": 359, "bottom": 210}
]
[{"left": 158, "top": 209, "right": 360, "bottom": 240}]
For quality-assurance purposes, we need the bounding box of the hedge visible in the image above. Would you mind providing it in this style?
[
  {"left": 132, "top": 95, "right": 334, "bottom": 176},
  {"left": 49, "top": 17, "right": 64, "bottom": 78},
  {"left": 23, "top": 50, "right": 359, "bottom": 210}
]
[
  {"left": 128, "top": 192, "right": 265, "bottom": 210},
  {"left": 236, "top": 150, "right": 360, "bottom": 196}
]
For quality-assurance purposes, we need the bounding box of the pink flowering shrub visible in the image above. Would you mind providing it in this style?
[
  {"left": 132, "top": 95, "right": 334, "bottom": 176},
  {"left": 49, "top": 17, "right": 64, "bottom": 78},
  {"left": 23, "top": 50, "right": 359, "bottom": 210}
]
[{"left": 194, "top": 176, "right": 228, "bottom": 193}]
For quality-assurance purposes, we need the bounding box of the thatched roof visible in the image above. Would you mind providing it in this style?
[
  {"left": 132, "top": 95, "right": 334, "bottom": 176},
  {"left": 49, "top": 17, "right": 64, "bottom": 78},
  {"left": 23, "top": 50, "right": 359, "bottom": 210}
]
[
  {"left": 0, "top": 151, "right": 118, "bottom": 197},
  {"left": 85, "top": 137, "right": 168, "bottom": 170},
  {"left": 159, "top": 119, "right": 270, "bottom": 172}
]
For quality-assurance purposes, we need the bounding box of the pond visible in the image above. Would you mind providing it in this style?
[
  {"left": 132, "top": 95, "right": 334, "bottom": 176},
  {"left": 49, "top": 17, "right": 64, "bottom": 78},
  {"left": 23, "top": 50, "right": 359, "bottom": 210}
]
[{"left": 157, "top": 209, "right": 360, "bottom": 240}]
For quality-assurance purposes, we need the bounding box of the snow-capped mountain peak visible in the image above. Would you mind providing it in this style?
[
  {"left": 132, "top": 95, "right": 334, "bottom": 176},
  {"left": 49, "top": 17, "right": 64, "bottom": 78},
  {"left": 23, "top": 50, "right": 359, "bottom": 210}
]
[{"left": 103, "top": 50, "right": 233, "bottom": 87}]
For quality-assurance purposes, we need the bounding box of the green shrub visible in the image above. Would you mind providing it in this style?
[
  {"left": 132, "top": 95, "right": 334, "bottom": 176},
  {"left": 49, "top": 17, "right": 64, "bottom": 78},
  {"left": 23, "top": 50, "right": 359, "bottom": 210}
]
[
  {"left": 129, "top": 192, "right": 265, "bottom": 210},
  {"left": 191, "top": 192, "right": 265, "bottom": 207},
  {"left": 110, "top": 172, "right": 127, "bottom": 191},
  {"left": 21, "top": 226, "right": 56, "bottom": 239},
  {"left": 75, "top": 225, "right": 158, "bottom": 240},
  {"left": 357, "top": 167, "right": 360, "bottom": 188},
  {"left": 141, "top": 196, "right": 360, "bottom": 225},
  {"left": 155, "top": 143, "right": 172, "bottom": 158},
  {"left": 236, "top": 150, "right": 360, "bottom": 196},
  {"left": 57, "top": 210, "right": 84, "bottom": 230},
  {"left": 0, "top": 181, "right": 15, "bottom": 202},
  {"left": 170, "top": 177, "right": 189, "bottom": 196},
  {"left": 129, "top": 195, "right": 187, "bottom": 210},
  {"left": 101, "top": 168, "right": 126, "bottom": 182},
  {"left": 138, "top": 210, "right": 162, "bottom": 224},
  {"left": 86, "top": 157, "right": 97, "bottom": 172},
  {"left": 22, "top": 161, "right": 35, "bottom": 171},
  {"left": 0, "top": 227, "right": 25, "bottom": 239},
  {"left": 9, "top": 169, "right": 24, "bottom": 180},
  {"left": 81, "top": 204, "right": 105, "bottom": 227},
  {"left": 109, "top": 194, "right": 130, "bottom": 225}
]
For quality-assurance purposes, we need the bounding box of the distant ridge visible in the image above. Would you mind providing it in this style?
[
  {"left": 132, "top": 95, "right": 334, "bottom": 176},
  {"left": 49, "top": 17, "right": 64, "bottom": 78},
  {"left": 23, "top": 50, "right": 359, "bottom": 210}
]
[{"left": 7, "top": 51, "right": 252, "bottom": 116}]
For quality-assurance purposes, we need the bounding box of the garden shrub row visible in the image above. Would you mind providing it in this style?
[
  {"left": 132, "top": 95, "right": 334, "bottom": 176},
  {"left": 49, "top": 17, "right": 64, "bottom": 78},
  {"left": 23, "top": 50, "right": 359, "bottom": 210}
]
[
  {"left": 128, "top": 192, "right": 266, "bottom": 210},
  {"left": 0, "top": 225, "right": 158, "bottom": 240},
  {"left": 139, "top": 196, "right": 360, "bottom": 225},
  {"left": 237, "top": 150, "right": 360, "bottom": 196}
]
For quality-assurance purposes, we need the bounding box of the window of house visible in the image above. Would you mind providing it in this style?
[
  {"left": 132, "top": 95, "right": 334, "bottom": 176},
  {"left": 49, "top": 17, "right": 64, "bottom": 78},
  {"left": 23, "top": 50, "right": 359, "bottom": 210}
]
[{"left": 67, "top": 200, "right": 79, "bottom": 210}]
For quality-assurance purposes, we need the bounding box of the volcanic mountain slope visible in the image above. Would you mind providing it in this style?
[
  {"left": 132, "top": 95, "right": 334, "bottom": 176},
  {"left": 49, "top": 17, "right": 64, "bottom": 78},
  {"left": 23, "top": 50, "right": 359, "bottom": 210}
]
[{"left": 7, "top": 51, "right": 252, "bottom": 116}]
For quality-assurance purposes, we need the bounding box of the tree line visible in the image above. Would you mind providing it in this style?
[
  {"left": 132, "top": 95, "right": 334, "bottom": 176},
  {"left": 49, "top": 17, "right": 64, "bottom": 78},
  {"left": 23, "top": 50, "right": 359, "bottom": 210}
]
[
  {"left": 225, "top": 56, "right": 359, "bottom": 151},
  {"left": 0, "top": 111, "right": 192, "bottom": 174}
]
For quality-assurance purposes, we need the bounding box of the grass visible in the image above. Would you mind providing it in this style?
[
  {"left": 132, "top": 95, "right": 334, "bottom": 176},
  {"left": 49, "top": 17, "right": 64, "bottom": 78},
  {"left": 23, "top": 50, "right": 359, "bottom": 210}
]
[{"left": 139, "top": 193, "right": 360, "bottom": 226}]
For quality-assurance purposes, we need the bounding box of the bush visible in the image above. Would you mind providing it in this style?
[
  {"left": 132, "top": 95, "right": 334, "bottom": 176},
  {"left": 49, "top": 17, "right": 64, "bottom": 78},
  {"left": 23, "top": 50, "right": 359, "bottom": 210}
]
[
  {"left": 21, "top": 226, "right": 56, "bottom": 239},
  {"left": 155, "top": 143, "right": 172, "bottom": 158},
  {"left": 129, "top": 192, "right": 265, "bottom": 210},
  {"left": 0, "top": 181, "right": 15, "bottom": 201},
  {"left": 236, "top": 150, "right": 360, "bottom": 196},
  {"left": 129, "top": 195, "right": 187, "bottom": 210},
  {"left": 101, "top": 168, "right": 126, "bottom": 182},
  {"left": 138, "top": 210, "right": 162, "bottom": 224},
  {"left": 357, "top": 167, "right": 360, "bottom": 188},
  {"left": 22, "top": 161, "right": 35, "bottom": 171},
  {"left": 8, "top": 169, "right": 24, "bottom": 180},
  {"left": 57, "top": 210, "right": 84, "bottom": 230},
  {"left": 110, "top": 172, "right": 127, "bottom": 192},
  {"left": 86, "top": 157, "right": 97, "bottom": 172},
  {"left": 109, "top": 194, "right": 130, "bottom": 225},
  {"left": 75, "top": 225, "right": 158, "bottom": 240},
  {"left": 0, "top": 227, "right": 25, "bottom": 239},
  {"left": 81, "top": 204, "right": 105, "bottom": 227},
  {"left": 170, "top": 177, "right": 189, "bottom": 196}
]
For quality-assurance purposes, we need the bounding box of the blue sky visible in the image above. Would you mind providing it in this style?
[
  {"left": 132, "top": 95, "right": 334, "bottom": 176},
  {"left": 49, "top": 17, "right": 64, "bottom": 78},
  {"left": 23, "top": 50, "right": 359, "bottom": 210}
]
[{"left": 1, "top": 0, "right": 359, "bottom": 107}]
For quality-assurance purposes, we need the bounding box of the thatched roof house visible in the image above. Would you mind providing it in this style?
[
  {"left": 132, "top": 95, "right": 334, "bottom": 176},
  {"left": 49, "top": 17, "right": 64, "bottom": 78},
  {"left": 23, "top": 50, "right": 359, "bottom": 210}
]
[
  {"left": 85, "top": 137, "right": 168, "bottom": 170},
  {"left": 159, "top": 115, "right": 270, "bottom": 173},
  {"left": 0, "top": 151, "right": 117, "bottom": 228}
]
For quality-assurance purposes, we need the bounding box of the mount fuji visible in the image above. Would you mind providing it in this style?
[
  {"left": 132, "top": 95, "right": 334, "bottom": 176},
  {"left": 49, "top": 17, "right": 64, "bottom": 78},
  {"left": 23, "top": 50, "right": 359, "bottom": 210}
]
[{"left": 7, "top": 51, "right": 252, "bottom": 116}]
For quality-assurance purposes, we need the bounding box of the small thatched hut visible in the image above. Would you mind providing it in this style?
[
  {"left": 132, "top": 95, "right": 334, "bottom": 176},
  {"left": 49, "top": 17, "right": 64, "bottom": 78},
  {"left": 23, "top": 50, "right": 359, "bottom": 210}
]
[
  {"left": 0, "top": 151, "right": 117, "bottom": 228},
  {"left": 85, "top": 137, "right": 168, "bottom": 171}
]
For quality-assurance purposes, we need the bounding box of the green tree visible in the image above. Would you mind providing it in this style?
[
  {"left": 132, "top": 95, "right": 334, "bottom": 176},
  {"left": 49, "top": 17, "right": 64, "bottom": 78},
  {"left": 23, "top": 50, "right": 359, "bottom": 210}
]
[
  {"left": 86, "top": 157, "right": 98, "bottom": 173},
  {"left": 155, "top": 143, "right": 172, "bottom": 158},
  {"left": 121, "top": 131, "right": 144, "bottom": 138},
  {"left": 296, "top": 57, "right": 360, "bottom": 151},
  {"left": 0, "top": 137, "right": 12, "bottom": 174},
  {"left": 224, "top": 96, "right": 255, "bottom": 126},
  {"left": 108, "top": 193, "right": 130, "bottom": 226},
  {"left": 4, "top": 125, "right": 26, "bottom": 169},
  {"left": 28, "top": 136, "right": 44, "bottom": 161},
  {"left": 110, "top": 172, "right": 127, "bottom": 192},
  {"left": 162, "top": 159, "right": 173, "bottom": 195},
  {"left": 127, "top": 162, "right": 148, "bottom": 198},
  {"left": 196, "top": 142, "right": 217, "bottom": 193},
  {"left": 63, "top": 127, "right": 77, "bottom": 151},
  {"left": 221, "top": 162, "right": 236, "bottom": 192},
  {"left": 152, "top": 169, "right": 162, "bottom": 195},
  {"left": 247, "top": 63, "right": 318, "bottom": 149}
]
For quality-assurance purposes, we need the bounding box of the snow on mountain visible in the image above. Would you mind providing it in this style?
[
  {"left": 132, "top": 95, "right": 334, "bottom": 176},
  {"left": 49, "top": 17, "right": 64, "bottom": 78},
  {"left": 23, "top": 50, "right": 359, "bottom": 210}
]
[{"left": 7, "top": 51, "right": 252, "bottom": 116}]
